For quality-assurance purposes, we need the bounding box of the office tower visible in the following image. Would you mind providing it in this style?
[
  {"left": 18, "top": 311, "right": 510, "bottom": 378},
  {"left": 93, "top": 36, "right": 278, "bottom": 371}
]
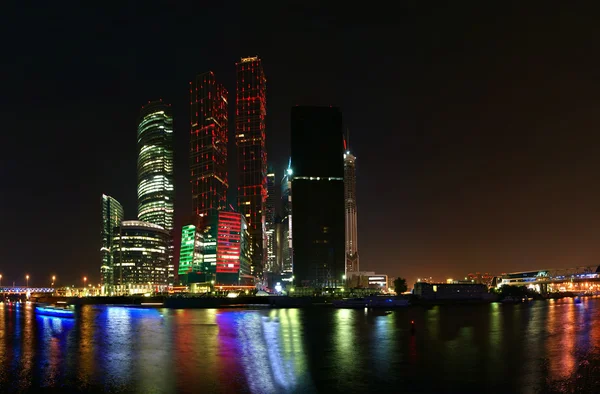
[
  {"left": 344, "top": 136, "right": 359, "bottom": 273},
  {"left": 279, "top": 162, "right": 293, "bottom": 283},
  {"left": 137, "top": 100, "right": 175, "bottom": 284},
  {"left": 290, "top": 106, "right": 345, "bottom": 287},
  {"left": 100, "top": 194, "right": 124, "bottom": 292},
  {"left": 112, "top": 221, "right": 169, "bottom": 295},
  {"left": 190, "top": 72, "right": 229, "bottom": 217},
  {"left": 178, "top": 211, "right": 252, "bottom": 286},
  {"left": 265, "top": 172, "right": 277, "bottom": 275},
  {"left": 236, "top": 56, "right": 267, "bottom": 278}
]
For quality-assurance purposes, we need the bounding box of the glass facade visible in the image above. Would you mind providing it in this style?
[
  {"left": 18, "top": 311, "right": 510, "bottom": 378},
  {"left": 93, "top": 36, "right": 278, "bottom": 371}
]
[
  {"left": 100, "top": 194, "right": 124, "bottom": 289},
  {"left": 291, "top": 106, "right": 345, "bottom": 288},
  {"left": 236, "top": 56, "right": 267, "bottom": 277},
  {"left": 190, "top": 72, "right": 229, "bottom": 217},
  {"left": 279, "top": 162, "right": 293, "bottom": 282},
  {"left": 112, "top": 220, "right": 169, "bottom": 294},
  {"left": 177, "top": 217, "right": 217, "bottom": 284},
  {"left": 344, "top": 150, "right": 359, "bottom": 273},
  {"left": 137, "top": 100, "right": 175, "bottom": 284},
  {"left": 179, "top": 212, "right": 252, "bottom": 286},
  {"left": 265, "top": 172, "right": 277, "bottom": 273}
]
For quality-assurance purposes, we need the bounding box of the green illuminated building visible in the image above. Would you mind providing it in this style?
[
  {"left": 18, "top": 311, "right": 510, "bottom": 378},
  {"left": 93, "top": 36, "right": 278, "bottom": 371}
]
[
  {"left": 137, "top": 100, "right": 175, "bottom": 284},
  {"left": 100, "top": 194, "right": 124, "bottom": 290},
  {"left": 178, "top": 212, "right": 253, "bottom": 287}
]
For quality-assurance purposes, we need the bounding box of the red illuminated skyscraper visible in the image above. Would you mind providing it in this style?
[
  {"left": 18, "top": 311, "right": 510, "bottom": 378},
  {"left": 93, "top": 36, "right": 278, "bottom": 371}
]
[
  {"left": 236, "top": 56, "right": 267, "bottom": 276},
  {"left": 190, "top": 72, "right": 229, "bottom": 217}
]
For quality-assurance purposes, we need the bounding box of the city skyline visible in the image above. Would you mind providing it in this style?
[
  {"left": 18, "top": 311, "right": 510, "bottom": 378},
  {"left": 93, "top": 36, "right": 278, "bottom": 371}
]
[{"left": 6, "top": 3, "right": 600, "bottom": 287}]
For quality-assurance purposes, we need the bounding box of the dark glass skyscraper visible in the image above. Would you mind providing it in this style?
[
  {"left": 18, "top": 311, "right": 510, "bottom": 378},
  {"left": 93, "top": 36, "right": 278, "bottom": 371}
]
[
  {"left": 290, "top": 106, "right": 345, "bottom": 287},
  {"left": 100, "top": 194, "right": 124, "bottom": 291},
  {"left": 236, "top": 56, "right": 267, "bottom": 277},
  {"left": 137, "top": 100, "right": 175, "bottom": 284},
  {"left": 190, "top": 72, "right": 228, "bottom": 217}
]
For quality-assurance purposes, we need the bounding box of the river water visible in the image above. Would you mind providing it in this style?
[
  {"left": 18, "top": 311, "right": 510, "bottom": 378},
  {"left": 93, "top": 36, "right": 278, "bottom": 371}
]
[{"left": 0, "top": 298, "right": 597, "bottom": 393}]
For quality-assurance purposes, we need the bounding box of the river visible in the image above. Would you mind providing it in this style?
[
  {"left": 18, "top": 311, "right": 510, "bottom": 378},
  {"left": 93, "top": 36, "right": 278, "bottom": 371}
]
[{"left": 0, "top": 298, "right": 597, "bottom": 393}]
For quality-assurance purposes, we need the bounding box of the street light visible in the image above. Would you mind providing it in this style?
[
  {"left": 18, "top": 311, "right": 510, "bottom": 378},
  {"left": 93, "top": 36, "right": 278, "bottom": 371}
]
[
  {"left": 26, "top": 274, "right": 29, "bottom": 288},
  {"left": 52, "top": 275, "right": 56, "bottom": 287},
  {"left": 0, "top": 274, "right": 2, "bottom": 287}
]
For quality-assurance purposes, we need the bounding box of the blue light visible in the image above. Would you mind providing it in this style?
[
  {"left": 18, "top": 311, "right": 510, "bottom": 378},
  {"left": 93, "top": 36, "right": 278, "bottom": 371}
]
[{"left": 35, "top": 306, "right": 75, "bottom": 318}]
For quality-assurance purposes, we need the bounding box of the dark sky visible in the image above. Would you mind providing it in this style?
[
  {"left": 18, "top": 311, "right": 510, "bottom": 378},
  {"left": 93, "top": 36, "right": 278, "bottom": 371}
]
[{"left": 2, "top": 2, "right": 600, "bottom": 287}]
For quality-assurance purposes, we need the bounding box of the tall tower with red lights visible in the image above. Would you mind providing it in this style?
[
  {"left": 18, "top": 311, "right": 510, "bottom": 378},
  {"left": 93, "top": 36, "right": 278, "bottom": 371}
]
[
  {"left": 236, "top": 56, "right": 267, "bottom": 277},
  {"left": 190, "top": 72, "right": 229, "bottom": 218}
]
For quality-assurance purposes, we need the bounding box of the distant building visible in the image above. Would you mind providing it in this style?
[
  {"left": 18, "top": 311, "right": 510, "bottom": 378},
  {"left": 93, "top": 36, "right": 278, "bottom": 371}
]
[
  {"left": 347, "top": 271, "right": 389, "bottom": 292},
  {"left": 137, "top": 100, "right": 175, "bottom": 285},
  {"left": 290, "top": 106, "right": 345, "bottom": 288},
  {"left": 178, "top": 211, "right": 252, "bottom": 287},
  {"left": 190, "top": 71, "right": 229, "bottom": 217},
  {"left": 112, "top": 220, "right": 170, "bottom": 295},
  {"left": 265, "top": 172, "right": 277, "bottom": 275},
  {"left": 344, "top": 143, "right": 359, "bottom": 273},
  {"left": 100, "top": 194, "right": 124, "bottom": 291},
  {"left": 279, "top": 161, "right": 293, "bottom": 283},
  {"left": 236, "top": 56, "right": 267, "bottom": 277},
  {"left": 467, "top": 272, "right": 495, "bottom": 286},
  {"left": 413, "top": 282, "right": 490, "bottom": 301}
]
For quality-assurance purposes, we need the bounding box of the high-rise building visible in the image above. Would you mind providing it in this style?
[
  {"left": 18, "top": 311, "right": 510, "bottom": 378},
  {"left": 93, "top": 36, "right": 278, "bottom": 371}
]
[
  {"left": 290, "top": 106, "right": 345, "bottom": 288},
  {"left": 190, "top": 72, "right": 229, "bottom": 217},
  {"left": 265, "top": 172, "right": 277, "bottom": 274},
  {"left": 112, "top": 220, "right": 170, "bottom": 295},
  {"left": 279, "top": 162, "right": 293, "bottom": 283},
  {"left": 100, "top": 194, "right": 124, "bottom": 291},
  {"left": 137, "top": 100, "right": 175, "bottom": 284},
  {"left": 344, "top": 137, "right": 359, "bottom": 273},
  {"left": 178, "top": 211, "right": 252, "bottom": 286},
  {"left": 235, "top": 56, "right": 267, "bottom": 278}
]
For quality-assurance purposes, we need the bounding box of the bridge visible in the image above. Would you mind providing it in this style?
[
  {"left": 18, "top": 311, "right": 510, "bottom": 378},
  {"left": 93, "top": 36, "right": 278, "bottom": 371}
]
[{"left": 0, "top": 287, "right": 55, "bottom": 294}]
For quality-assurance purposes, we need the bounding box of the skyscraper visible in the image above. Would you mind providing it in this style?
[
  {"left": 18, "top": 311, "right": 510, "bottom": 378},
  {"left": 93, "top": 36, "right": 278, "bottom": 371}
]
[
  {"left": 137, "top": 100, "right": 175, "bottom": 284},
  {"left": 290, "top": 106, "right": 345, "bottom": 287},
  {"left": 265, "top": 171, "right": 277, "bottom": 274},
  {"left": 190, "top": 72, "right": 229, "bottom": 217},
  {"left": 279, "top": 162, "right": 293, "bottom": 283},
  {"left": 112, "top": 220, "right": 169, "bottom": 295},
  {"left": 344, "top": 137, "right": 359, "bottom": 273},
  {"left": 100, "top": 194, "right": 124, "bottom": 291},
  {"left": 178, "top": 211, "right": 252, "bottom": 286},
  {"left": 236, "top": 56, "right": 267, "bottom": 277}
]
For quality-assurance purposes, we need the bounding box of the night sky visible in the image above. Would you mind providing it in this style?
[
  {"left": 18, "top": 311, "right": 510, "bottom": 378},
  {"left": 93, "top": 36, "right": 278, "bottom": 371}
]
[{"left": 2, "top": 3, "right": 600, "bottom": 287}]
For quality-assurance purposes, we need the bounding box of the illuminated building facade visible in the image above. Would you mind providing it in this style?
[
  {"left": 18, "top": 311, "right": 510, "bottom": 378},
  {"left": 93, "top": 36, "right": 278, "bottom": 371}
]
[
  {"left": 265, "top": 171, "right": 277, "bottom": 274},
  {"left": 279, "top": 162, "right": 293, "bottom": 283},
  {"left": 236, "top": 56, "right": 267, "bottom": 277},
  {"left": 100, "top": 194, "right": 124, "bottom": 289},
  {"left": 344, "top": 142, "right": 359, "bottom": 273},
  {"left": 178, "top": 211, "right": 252, "bottom": 286},
  {"left": 111, "top": 220, "right": 169, "bottom": 295},
  {"left": 137, "top": 100, "right": 175, "bottom": 284},
  {"left": 190, "top": 72, "right": 229, "bottom": 217},
  {"left": 290, "top": 106, "right": 345, "bottom": 287}
]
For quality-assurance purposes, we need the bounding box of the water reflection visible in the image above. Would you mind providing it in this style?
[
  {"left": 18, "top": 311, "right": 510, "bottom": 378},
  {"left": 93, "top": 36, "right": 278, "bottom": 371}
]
[
  {"left": 217, "top": 309, "right": 313, "bottom": 394},
  {"left": 3, "top": 301, "right": 600, "bottom": 392}
]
